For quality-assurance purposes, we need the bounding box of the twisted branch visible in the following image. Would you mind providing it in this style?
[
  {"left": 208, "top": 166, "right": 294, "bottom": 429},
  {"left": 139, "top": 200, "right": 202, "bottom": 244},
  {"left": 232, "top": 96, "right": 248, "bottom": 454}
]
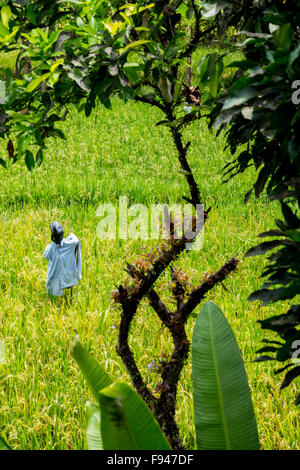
[
  {"left": 115, "top": 22, "right": 239, "bottom": 447},
  {"left": 116, "top": 224, "right": 239, "bottom": 448}
]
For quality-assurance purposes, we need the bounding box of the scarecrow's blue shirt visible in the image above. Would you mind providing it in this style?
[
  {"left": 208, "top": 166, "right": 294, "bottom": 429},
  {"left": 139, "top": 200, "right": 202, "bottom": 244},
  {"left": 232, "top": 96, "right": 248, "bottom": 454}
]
[{"left": 43, "top": 233, "right": 82, "bottom": 296}]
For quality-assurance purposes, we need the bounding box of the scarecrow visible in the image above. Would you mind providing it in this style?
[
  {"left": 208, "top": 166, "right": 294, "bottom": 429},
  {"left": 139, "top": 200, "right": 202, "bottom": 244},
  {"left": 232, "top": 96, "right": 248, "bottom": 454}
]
[{"left": 43, "top": 221, "right": 82, "bottom": 296}]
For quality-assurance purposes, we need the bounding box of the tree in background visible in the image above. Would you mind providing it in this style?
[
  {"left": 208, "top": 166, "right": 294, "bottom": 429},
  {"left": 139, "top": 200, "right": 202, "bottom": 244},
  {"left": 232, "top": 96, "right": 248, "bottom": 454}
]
[
  {"left": 0, "top": 1, "right": 243, "bottom": 448},
  {"left": 200, "top": 0, "right": 300, "bottom": 403}
]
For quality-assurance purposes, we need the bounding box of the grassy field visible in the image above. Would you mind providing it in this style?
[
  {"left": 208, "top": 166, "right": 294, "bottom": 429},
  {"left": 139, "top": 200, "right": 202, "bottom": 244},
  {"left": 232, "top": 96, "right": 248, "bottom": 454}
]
[{"left": 0, "top": 52, "right": 299, "bottom": 450}]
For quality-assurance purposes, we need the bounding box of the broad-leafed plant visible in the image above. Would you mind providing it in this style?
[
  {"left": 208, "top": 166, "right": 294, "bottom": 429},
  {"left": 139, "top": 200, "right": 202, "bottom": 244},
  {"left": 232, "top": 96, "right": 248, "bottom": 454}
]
[
  {"left": 0, "top": 0, "right": 244, "bottom": 449},
  {"left": 201, "top": 0, "right": 300, "bottom": 403},
  {"left": 0, "top": 302, "right": 260, "bottom": 450},
  {"left": 71, "top": 301, "right": 259, "bottom": 451}
]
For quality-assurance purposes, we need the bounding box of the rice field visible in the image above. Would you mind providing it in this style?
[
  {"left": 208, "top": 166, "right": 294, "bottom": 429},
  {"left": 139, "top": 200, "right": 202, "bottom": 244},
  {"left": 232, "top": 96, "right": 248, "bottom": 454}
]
[{"left": 0, "top": 50, "right": 299, "bottom": 450}]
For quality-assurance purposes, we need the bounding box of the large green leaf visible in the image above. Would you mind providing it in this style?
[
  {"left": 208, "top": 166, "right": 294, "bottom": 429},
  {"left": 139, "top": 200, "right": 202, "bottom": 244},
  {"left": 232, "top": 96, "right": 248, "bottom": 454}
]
[
  {"left": 71, "top": 336, "right": 112, "bottom": 400},
  {"left": 192, "top": 301, "right": 260, "bottom": 450},
  {"left": 1, "top": 6, "right": 12, "bottom": 29},
  {"left": 0, "top": 436, "right": 10, "bottom": 450},
  {"left": 98, "top": 382, "right": 171, "bottom": 450},
  {"left": 86, "top": 402, "right": 102, "bottom": 450}
]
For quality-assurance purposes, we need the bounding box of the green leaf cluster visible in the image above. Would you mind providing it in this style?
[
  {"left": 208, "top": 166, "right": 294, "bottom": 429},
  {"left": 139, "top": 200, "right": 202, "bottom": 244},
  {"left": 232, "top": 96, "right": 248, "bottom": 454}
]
[{"left": 71, "top": 302, "right": 259, "bottom": 450}]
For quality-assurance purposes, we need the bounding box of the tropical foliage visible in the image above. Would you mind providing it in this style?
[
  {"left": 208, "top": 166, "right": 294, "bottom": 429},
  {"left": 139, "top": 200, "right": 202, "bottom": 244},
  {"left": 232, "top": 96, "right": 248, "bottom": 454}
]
[
  {"left": 0, "top": 302, "right": 260, "bottom": 450},
  {"left": 0, "top": 0, "right": 298, "bottom": 451},
  {"left": 72, "top": 301, "right": 259, "bottom": 450},
  {"left": 202, "top": 0, "right": 300, "bottom": 403}
]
